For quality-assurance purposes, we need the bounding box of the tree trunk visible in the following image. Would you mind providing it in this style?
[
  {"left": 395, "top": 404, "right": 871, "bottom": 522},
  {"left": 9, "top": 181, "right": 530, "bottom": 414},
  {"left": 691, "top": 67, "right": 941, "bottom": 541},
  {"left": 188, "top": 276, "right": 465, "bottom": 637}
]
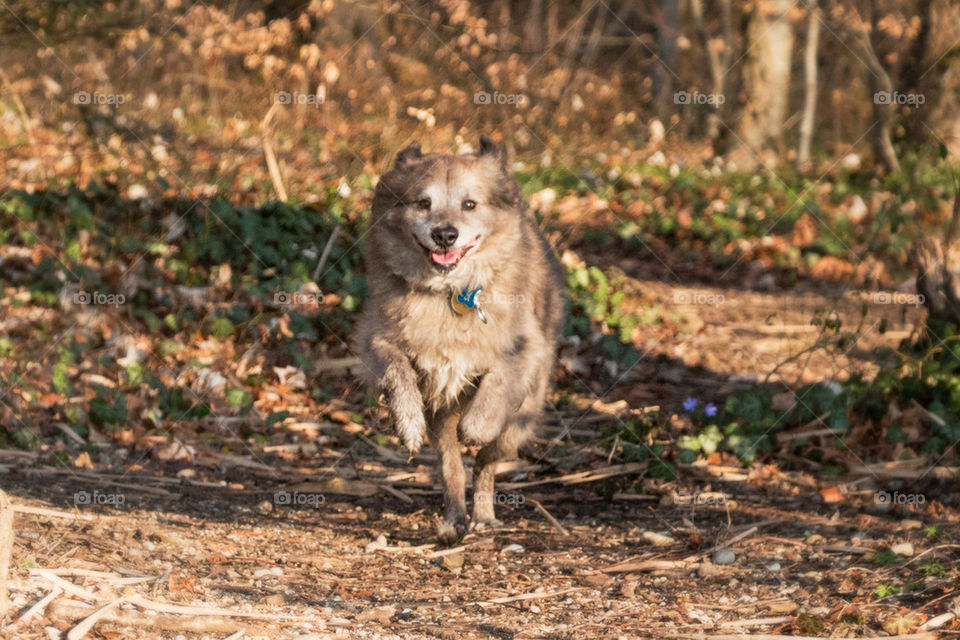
[
  {"left": 917, "top": 189, "right": 960, "bottom": 328},
  {"left": 0, "top": 490, "right": 12, "bottom": 620},
  {"left": 901, "top": 0, "right": 934, "bottom": 142},
  {"left": 524, "top": 0, "right": 543, "bottom": 53},
  {"left": 690, "top": 0, "right": 732, "bottom": 147},
  {"left": 735, "top": 0, "right": 797, "bottom": 163},
  {"left": 562, "top": 0, "right": 593, "bottom": 65},
  {"left": 581, "top": 0, "right": 611, "bottom": 68},
  {"left": 654, "top": 0, "right": 680, "bottom": 121},
  {"left": 797, "top": 0, "right": 821, "bottom": 170},
  {"left": 862, "top": 0, "right": 901, "bottom": 172}
]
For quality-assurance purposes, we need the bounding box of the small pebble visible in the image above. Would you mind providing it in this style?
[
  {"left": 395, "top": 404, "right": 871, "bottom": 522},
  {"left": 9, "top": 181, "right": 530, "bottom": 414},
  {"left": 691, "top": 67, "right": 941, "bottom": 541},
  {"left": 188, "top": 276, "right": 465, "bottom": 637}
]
[
  {"left": 529, "top": 604, "right": 541, "bottom": 614},
  {"left": 765, "top": 561, "right": 781, "bottom": 572},
  {"left": 891, "top": 542, "right": 915, "bottom": 556},
  {"left": 713, "top": 549, "right": 736, "bottom": 565},
  {"left": 365, "top": 534, "right": 387, "bottom": 553},
  {"left": 501, "top": 543, "right": 525, "bottom": 554}
]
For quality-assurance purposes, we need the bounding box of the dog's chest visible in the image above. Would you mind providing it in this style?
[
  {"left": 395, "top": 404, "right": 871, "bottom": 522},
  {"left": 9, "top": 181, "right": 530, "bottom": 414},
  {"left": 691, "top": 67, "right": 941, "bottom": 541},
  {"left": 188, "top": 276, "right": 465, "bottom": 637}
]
[{"left": 394, "top": 294, "right": 509, "bottom": 407}]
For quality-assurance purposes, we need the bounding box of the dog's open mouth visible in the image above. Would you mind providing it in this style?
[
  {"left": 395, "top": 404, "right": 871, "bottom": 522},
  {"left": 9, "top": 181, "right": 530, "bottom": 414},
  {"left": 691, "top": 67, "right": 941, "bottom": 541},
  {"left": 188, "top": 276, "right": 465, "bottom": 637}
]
[{"left": 420, "top": 236, "right": 481, "bottom": 271}]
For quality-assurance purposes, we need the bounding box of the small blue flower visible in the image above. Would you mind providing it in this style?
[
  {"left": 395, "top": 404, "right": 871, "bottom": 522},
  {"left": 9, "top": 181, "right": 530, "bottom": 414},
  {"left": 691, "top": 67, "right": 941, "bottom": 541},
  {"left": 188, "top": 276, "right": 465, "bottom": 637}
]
[
  {"left": 682, "top": 397, "right": 698, "bottom": 412},
  {"left": 704, "top": 402, "right": 718, "bottom": 417}
]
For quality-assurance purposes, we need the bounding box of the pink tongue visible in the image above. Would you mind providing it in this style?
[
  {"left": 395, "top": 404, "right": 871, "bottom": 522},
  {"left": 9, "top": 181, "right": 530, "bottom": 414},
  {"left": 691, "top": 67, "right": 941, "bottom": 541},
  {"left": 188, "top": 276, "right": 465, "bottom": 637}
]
[{"left": 431, "top": 250, "right": 461, "bottom": 265}]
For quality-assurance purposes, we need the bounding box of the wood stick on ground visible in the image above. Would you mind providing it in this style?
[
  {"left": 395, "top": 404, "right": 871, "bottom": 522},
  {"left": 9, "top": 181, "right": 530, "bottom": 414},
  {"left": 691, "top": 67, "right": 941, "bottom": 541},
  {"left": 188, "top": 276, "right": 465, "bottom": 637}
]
[
  {"left": 67, "top": 596, "right": 127, "bottom": 640},
  {"left": 718, "top": 616, "right": 791, "bottom": 628},
  {"left": 49, "top": 600, "right": 255, "bottom": 635},
  {"left": 12, "top": 505, "right": 96, "bottom": 521},
  {"left": 312, "top": 225, "right": 342, "bottom": 281},
  {"left": 125, "top": 594, "right": 328, "bottom": 622},
  {"left": 372, "top": 542, "right": 436, "bottom": 554},
  {"left": 14, "top": 586, "right": 62, "bottom": 624},
  {"left": 474, "top": 587, "right": 578, "bottom": 607},
  {"left": 0, "top": 490, "right": 13, "bottom": 619},
  {"left": 687, "top": 526, "right": 758, "bottom": 562},
  {"left": 529, "top": 498, "right": 570, "bottom": 536},
  {"left": 262, "top": 138, "right": 287, "bottom": 201},
  {"left": 599, "top": 559, "right": 693, "bottom": 574},
  {"left": 378, "top": 483, "right": 414, "bottom": 504},
  {"left": 671, "top": 634, "right": 936, "bottom": 640},
  {"left": 499, "top": 462, "right": 647, "bottom": 489},
  {"left": 32, "top": 570, "right": 103, "bottom": 602}
]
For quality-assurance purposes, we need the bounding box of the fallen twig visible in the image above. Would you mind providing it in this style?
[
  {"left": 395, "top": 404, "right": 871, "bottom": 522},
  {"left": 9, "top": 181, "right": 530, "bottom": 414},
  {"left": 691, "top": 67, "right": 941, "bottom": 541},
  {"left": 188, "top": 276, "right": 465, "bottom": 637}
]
[
  {"left": 718, "top": 616, "right": 791, "bottom": 628},
  {"left": 500, "top": 462, "right": 647, "bottom": 490},
  {"left": 378, "top": 483, "right": 415, "bottom": 504},
  {"left": 14, "top": 586, "right": 62, "bottom": 624},
  {"left": 599, "top": 559, "right": 694, "bottom": 574},
  {"left": 474, "top": 587, "right": 578, "bottom": 607},
  {"left": 49, "top": 600, "right": 253, "bottom": 635},
  {"left": 922, "top": 612, "right": 955, "bottom": 630},
  {"left": 530, "top": 498, "right": 570, "bottom": 537},
  {"left": 312, "top": 225, "right": 342, "bottom": 281},
  {"left": 12, "top": 505, "right": 96, "bottom": 521},
  {"left": 671, "top": 633, "right": 936, "bottom": 640},
  {"left": 32, "top": 570, "right": 102, "bottom": 602},
  {"left": 126, "top": 594, "right": 327, "bottom": 621},
  {"left": 689, "top": 526, "right": 758, "bottom": 561},
  {"left": 67, "top": 595, "right": 127, "bottom": 640}
]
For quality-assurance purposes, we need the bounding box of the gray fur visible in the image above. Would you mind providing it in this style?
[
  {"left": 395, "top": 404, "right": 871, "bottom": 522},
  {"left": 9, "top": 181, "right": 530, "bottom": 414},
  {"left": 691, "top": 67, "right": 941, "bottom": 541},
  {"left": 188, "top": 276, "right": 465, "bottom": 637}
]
[{"left": 355, "top": 136, "right": 564, "bottom": 544}]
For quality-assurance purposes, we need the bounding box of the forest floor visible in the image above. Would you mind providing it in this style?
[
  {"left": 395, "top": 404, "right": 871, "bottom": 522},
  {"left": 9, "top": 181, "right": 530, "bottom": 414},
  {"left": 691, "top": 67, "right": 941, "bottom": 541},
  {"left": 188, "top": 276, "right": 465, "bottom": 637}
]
[{"left": 3, "top": 269, "right": 958, "bottom": 640}]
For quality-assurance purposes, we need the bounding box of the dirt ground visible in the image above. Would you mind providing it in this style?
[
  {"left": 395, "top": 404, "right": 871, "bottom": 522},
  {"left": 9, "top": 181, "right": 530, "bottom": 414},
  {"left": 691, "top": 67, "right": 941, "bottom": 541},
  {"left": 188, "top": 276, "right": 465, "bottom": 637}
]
[{"left": 3, "top": 274, "right": 959, "bottom": 640}]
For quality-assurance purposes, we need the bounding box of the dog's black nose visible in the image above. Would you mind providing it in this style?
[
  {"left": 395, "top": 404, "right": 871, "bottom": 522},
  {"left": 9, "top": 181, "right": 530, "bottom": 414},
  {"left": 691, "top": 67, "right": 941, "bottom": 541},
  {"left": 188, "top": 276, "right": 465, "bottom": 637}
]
[{"left": 430, "top": 225, "right": 459, "bottom": 249}]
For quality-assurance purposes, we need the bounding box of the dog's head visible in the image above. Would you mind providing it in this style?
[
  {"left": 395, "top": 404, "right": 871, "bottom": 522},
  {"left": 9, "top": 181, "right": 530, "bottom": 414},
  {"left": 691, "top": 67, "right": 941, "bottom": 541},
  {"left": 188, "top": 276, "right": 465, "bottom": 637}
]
[{"left": 370, "top": 136, "right": 523, "bottom": 289}]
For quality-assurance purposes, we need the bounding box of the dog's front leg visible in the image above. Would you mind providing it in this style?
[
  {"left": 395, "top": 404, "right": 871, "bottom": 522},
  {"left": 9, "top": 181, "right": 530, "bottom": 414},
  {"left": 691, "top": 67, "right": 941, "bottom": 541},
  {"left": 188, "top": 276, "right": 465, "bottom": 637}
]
[
  {"left": 371, "top": 337, "right": 427, "bottom": 454},
  {"left": 457, "top": 366, "right": 516, "bottom": 446},
  {"left": 459, "top": 333, "right": 547, "bottom": 446}
]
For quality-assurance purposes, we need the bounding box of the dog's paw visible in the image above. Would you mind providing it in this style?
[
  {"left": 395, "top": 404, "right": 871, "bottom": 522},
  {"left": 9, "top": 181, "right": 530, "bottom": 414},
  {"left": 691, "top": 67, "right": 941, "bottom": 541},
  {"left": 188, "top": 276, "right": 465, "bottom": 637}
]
[
  {"left": 469, "top": 517, "right": 504, "bottom": 532},
  {"left": 437, "top": 518, "right": 468, "bottom": 546},
  {"left": 390, "top": 399, "right": 427, "bottom": 454}
]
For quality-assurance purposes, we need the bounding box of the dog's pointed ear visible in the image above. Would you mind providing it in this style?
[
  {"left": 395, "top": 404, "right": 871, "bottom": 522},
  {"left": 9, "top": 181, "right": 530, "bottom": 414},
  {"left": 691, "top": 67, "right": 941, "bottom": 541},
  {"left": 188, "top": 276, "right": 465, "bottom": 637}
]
[
  {"left": 478, "top": 135, "right": 504, "bottom": 163},
  {"left": 394, "top": 141, "right": 422, "bottom": 168}
]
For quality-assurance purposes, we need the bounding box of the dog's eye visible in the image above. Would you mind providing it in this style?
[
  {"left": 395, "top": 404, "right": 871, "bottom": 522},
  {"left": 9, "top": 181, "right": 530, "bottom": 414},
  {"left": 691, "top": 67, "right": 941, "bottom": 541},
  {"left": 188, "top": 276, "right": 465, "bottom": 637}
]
[
  {"left": 416, "top": 198, "right": 431, "bottom": 210},
  {"left": 462, "top": 199, "right": 477, "bottom": 210}
]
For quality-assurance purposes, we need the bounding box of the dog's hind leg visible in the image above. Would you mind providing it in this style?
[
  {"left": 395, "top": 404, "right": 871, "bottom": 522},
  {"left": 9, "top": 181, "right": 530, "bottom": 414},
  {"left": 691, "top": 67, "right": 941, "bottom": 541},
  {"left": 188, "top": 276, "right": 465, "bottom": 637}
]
[{"left": 428, "top": 410, "right": 468, "bottom": 545}]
